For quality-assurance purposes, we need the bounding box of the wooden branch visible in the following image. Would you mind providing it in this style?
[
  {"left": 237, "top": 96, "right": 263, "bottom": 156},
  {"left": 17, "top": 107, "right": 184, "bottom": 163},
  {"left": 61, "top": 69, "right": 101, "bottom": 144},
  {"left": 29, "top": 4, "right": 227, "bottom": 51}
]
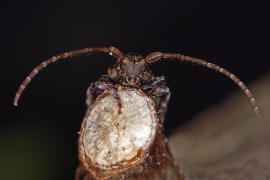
[{"left": 170, "top": 72, "right": 270, "bottom": 180}]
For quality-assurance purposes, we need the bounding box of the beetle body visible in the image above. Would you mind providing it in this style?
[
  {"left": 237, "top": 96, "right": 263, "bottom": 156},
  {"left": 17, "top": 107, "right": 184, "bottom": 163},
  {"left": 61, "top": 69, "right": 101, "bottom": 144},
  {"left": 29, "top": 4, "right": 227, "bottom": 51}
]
[{"left": 14, "top": 47, "right": 260, "bottom": 179}]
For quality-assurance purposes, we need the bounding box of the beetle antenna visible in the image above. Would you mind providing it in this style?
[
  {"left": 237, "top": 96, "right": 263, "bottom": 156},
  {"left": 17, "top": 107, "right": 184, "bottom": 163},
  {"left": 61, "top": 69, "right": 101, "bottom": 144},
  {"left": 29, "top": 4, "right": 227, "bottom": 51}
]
[
  {"left": 145, "top": 52, "right": 260, "bottom": 118},
  {"left": 13, "top": 47, "right": 124, "bottom": 106}
]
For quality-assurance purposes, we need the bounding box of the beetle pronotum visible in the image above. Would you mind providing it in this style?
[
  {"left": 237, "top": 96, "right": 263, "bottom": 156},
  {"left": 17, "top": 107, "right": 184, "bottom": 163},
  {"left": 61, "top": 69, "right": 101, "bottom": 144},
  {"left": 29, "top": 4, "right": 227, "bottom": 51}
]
[{"left": 14, "top": 47, "right": 260, "bottom": 179}]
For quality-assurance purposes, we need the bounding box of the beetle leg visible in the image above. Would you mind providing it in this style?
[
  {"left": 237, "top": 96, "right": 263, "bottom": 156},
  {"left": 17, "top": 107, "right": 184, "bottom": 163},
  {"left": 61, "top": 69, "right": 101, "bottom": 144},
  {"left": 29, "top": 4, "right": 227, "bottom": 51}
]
[
  {"left": 99, "top": 76, "right": 122, "bottom": 113},
  {"left": 151, "top": 76, "right": 166, "bottom": 86},
  {"left": 159, "top": 90, "right": 171, "bottom": 124},
  {"left": 85, "top": 84, "right": 94, "bottom": 107},
  {"left": 86, "top": 83, "right": 99, "bottom": 108},
  {"left": 86, "top": 77, "right": 122, "bottom": 113},
  {"left": 141, "top": 76, "right": 165, "bottom": 90},
  {"left": 150, "top": 85, "right": 171, "bottom": 124}
]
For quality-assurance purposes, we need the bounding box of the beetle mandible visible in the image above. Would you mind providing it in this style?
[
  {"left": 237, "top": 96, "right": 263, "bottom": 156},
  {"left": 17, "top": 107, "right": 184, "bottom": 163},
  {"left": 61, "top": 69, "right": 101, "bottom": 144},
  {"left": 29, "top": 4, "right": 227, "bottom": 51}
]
[{"left": 13, "top": 46, "right": 260, "bottom": 179}]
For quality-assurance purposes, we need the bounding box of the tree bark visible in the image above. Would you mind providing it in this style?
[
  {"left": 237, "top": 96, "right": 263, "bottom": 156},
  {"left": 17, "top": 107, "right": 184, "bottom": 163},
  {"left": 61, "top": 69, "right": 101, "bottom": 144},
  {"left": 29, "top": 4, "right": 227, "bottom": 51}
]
[{"left": 170, "top": 72, "right": 270, "bottom": 180}]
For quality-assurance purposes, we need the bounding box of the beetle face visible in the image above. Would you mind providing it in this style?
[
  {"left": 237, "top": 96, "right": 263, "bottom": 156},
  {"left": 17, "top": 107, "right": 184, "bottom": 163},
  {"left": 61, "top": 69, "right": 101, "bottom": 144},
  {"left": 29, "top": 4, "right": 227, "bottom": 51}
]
[{"left": 107, "top": 53, "right": 154, "bottom": 86}]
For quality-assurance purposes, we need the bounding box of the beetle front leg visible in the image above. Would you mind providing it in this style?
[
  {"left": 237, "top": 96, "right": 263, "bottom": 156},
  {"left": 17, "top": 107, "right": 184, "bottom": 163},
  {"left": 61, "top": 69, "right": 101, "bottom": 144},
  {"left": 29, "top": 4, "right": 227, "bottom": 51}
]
[
  {"left": 85, "top": 80, "right": 108, "bottom": 108},
  {"left": 150, "top": 85, "right": 171, "bottom": 124},
  {"left": 86, "top": 77, "right": 122, "bottom": 113},
  {"left": 86, "top": 83, "right": 99, "bottom": 108},
  {"left": 141, "top": 76, "right": 166, "bottom": 90},
  {"left": 159, "top": 90, "right": 171, "bottom": 124}
]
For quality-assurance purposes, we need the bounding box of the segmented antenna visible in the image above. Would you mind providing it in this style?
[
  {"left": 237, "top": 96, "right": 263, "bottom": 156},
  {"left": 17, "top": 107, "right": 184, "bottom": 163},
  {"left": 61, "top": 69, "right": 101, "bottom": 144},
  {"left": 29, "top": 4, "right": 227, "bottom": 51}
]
[
  {"left": 145, "top": 52, "right": 260, "bottom": 118},
  {"left": 13, "top": 47, "right": 124, "bottom": 106}
]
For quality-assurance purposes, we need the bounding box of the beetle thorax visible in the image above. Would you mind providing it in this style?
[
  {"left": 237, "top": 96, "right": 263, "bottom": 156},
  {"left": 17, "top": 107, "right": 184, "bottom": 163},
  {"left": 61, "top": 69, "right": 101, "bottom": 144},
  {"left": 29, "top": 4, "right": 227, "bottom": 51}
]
[{"left": 107, "top": 54, "right": 154, "bottom": 87}]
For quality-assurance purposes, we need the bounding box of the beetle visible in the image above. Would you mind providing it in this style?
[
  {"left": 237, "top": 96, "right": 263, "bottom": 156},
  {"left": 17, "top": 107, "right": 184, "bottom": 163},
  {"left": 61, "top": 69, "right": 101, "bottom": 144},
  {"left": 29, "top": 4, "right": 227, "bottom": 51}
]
[{"left": 13, "top": 46, "right": 260, "bottom": 179}]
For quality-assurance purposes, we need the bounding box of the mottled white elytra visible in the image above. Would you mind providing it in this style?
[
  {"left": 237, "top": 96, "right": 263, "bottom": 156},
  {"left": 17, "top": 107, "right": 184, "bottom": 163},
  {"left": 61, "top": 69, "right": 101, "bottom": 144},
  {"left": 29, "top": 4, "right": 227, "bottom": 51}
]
[{"left": 78, "top": 88, "right": 158, "bottom": 176}]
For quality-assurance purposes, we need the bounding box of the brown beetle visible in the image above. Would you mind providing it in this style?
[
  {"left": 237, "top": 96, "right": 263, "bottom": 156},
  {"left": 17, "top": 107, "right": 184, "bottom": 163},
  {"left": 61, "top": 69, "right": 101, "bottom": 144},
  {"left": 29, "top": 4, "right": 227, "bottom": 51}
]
[{"left": 14, "top": 47, "right": 260, "bottom": 179}]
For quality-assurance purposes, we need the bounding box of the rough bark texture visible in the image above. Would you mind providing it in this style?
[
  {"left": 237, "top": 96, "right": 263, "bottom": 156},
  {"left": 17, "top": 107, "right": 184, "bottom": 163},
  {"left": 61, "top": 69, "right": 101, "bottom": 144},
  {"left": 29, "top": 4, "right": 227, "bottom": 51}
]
[
  {"left": 77, "top": 132, "right": 185, "bottom": 180},
  {"left": 170, "top": 72, "right": 270, "bottom": 180}
]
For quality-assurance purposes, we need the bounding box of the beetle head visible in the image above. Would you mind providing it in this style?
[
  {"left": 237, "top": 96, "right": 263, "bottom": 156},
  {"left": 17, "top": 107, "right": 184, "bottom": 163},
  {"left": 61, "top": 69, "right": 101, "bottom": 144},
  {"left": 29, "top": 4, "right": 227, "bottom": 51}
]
[{"left": 108, "top": 53, "right": 154, "bottom": 86}]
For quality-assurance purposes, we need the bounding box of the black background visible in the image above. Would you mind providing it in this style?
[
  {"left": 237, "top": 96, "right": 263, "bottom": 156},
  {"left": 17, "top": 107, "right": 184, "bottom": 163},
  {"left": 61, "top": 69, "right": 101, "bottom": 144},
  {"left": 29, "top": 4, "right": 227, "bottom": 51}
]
[{"left": 1, "top": 1, "right": 269, "bottom": 179}]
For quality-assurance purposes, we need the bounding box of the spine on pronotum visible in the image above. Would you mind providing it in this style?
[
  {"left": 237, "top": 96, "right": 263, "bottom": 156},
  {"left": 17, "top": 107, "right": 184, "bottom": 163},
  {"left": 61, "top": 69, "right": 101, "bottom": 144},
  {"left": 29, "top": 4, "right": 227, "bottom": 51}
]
[{"left": 14, "top": 47, "right": 260, "bottom": 180}]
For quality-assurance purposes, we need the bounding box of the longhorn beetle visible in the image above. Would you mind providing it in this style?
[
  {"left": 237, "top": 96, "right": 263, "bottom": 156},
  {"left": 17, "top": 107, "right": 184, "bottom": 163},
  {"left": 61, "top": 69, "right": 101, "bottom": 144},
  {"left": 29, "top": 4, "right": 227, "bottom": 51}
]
[{"left": 14, "top": 47, "right": 260, "bottom": 179}]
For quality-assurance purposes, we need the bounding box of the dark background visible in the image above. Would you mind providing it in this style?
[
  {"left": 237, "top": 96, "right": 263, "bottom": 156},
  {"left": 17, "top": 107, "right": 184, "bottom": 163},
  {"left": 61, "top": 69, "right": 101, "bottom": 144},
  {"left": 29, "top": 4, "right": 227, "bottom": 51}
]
[{"left": 1, "top": 1, "right": 269, "bottom": 180}]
